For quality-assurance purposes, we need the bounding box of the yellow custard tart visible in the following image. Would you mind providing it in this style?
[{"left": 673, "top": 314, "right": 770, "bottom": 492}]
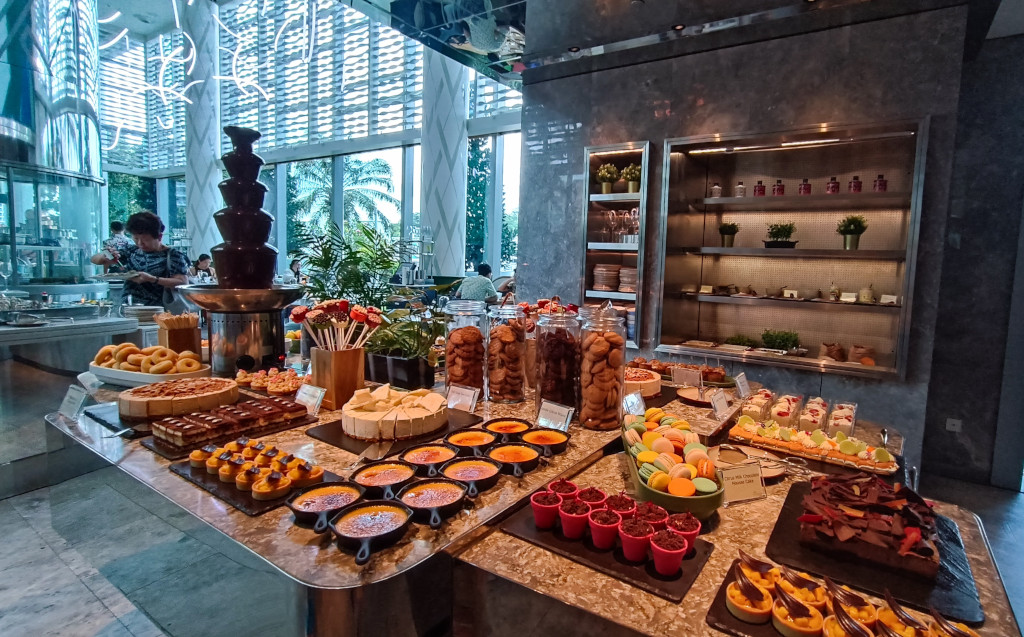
[
  {"left": 778, "top": 568, "right": 827, "bottom": 611},
  {"left": 354, "top": 463, "right": 415, "bottom": 487},
  {"left": 442, "top": 460, "right": 499, "bottom": 481},
  {"left": 235, "top": 464, "right": 270, "bottom": 491},
  {"left": 292, "top": 485, "right": 362, "bottom": 512},
  {"left": 929, "top": 620, "right": 979, "bottom": 637},
  {"left": 334, "top": 505, "right": 408, "bottom": 537},
  {"left": 400, "top": 482, "right": 464, "bottom": 509},
  {"left": 402, "top": 446, "right": 457, "bottom": 465},
  {"left": 287, "top": 462, "right": 325, "bottom": 488}
]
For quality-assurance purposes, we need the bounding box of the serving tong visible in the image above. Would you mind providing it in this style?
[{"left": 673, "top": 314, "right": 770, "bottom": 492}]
[{"left": 718, "top": 443, "right": 812, "bottom": 476}]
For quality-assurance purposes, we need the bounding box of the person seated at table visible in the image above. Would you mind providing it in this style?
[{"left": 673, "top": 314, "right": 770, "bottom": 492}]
[
  {"left": 455, "top": 262, "right": 498, "bottom": 304},
  {"left": 190, "top": 253, "right": 216, "bottom": 282},
  {"left": 90, "top": 211, "right": 189, "bottom": 308}
]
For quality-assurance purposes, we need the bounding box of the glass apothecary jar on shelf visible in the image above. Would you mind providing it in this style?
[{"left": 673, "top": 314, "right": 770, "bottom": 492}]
[
  {"left": 580, "top": 307, "right": 626, "bottom": 430},
  {"left": 444, "top": 300, "right": 487, "bottom": 391},
  {"left": 486, "top": 305, "right": 527, "bottom": 403},
  {"left": 535, "top": 312, "right": 581, "bottom": 416}
]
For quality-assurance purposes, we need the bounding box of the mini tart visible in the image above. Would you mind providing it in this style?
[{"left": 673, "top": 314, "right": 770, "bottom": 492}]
[
  {"left": 739, "top": 562, "right": 780, "bottom": 593},
  {"left": 877, "top": 609, "right": 931, "bottom": 637},
  {"left": 241, "top": 444, "right": 264, "bottom": 461},
  {"left": 726, "top": 581, "right": 773, "bottom": 624},
  {"left": 826, "top": 598, "right": 877, "bottom": 630},
  {"left": 287, "top": 463, "right": 325, "bottom": 487},
  {"left": 271, "top": 454, "right": 304, "bottom": 473},
  {"left": 218, "top": 457, "right": 248, "bottom": 483},
  {"left": 225, "top": 438, "right": 249, "bottom": 453},
  {"left": 251, "top": 471, "right": 292, "bottom": 500},
  {"left": 778, "top": 575, "right": 828, "bottom": 611},
  {"left": 254, "top": 448, "right": 280, "bottom": 467},
  {"left": 205, "top": 450, "right": 235, "bottom": 475},
  {"left": 929, "top": 621, "right": 979, "bottom": 637},
  {"left": 189, "top": 445, "right": 219, "bottom": 468},
  {"left": 772, "top": 600, "right": 824, "bottom": 637},
  {"left": 235, "top": 465, "right": 270, "bottom": 491},
  {"left": 823, "top": 615, "right": 873, "bottom": 637}
]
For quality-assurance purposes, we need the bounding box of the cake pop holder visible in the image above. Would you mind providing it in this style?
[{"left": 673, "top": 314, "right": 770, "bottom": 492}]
[{"left": 310, "top": 347, "right": 365, "bottom": 410}]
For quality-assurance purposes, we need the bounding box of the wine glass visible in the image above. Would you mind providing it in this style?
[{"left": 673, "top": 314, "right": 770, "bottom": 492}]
[{"left": 0, "top": 260, "right": 12, "bottom": 293}]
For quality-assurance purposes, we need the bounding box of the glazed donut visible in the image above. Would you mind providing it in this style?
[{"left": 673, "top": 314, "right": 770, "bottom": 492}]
[
  {"left": 115, "top": 346, "right": 141, "bottom": 363},
  {"left": 141, "top": 356, "right": 155, "bottom": 373},
  {"left": 126, "top": 353, "right": 147, "bottom": 367},
  {"left": 141, "top": 345, "right": 163, "bottom": 355},
  {"left": 114, "top": 342, "right": 137, "bottom": 353},
  {"left": 149, "top": 360, "right": 175, "bottom": 374},
  {"left": 93, "top": 345, "right": 116, "bottom": 365},
  {"left": 119, "top": 362, "right": 142, "bottom": 372},
  {"left": 177, "top": 350, "right": 200, "bottom": 362},
  {"left": 151, "top": 348, "right": 176, "bottom": 363},
  {"left": 175, "top": 358, "right": 201, "bottom": 373},
  {"left": 100, "top": 359, "right": 117, "bottom": 368}
]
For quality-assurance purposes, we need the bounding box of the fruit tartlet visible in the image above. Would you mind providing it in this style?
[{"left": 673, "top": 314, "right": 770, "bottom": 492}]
[
  {"left": 726, "top": 562, "right": 773, "bottom": 624},
  {"left": 877, "top": 591, "right": 932, "bottom": 637},
  {"left": 823, "top": 597, "right": 874, "bottom": 637},
  {"left": 824, "top": 578, "right": 877, "bottom": 630},
  {"left": 738, "top": 549, "right": 780, "bottom": 593},
  {"left": 778, "top": 567, "right": 827, "bottom": 611},
  {"left": 773, "top": 581, "right": 825, "bottom": 637}
]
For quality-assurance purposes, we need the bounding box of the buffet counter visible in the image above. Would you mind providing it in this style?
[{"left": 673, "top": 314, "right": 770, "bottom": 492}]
[{"left": 0, "top": 317, "right": 137, "bottom": 348}]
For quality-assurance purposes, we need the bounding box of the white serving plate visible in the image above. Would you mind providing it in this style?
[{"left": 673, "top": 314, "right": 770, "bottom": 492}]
[{"left": 88, "top": 362, "right": 211, "bottom": 387}]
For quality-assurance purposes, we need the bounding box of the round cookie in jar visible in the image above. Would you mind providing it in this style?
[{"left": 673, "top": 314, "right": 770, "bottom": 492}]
[
  {"left": 535, "top": 311, "right": 581, "bottom": 415},
  {"left": 487, "top": 306, "right": 527, "bottom": 403},
  {"left": 445, "top": 300, "right": 487, "bottom": 391},
  {"left": 579, "top": 304, "right": 626, "bottom": 430}
]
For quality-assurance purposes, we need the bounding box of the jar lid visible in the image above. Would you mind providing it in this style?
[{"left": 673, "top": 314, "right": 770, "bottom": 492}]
[
  {"left": 488, "top": 305, "right": 524, "bottom": 318},
  {"left": 537, "top": 312, "right": 579, "bottom": 326},
  {"left": 445, "top": 300, "right": 486, "bottom": 314}
]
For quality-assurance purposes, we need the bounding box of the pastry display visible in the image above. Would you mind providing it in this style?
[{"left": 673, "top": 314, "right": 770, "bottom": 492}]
[
  {"left": 178, "top": 436, "right": 323, "bottom": 500},
  {"left": 446, "top": 325, "right": 485, "bottom": 390},
  {"left": 236, "top": 368, "right": 306, "bottom": 395},
  {"left": 118, "top": 377, "right": 239, "bottom": 420},
  {"left": 579, "top": 326, "right": 626, "bottom": 430},
  {"left": 726, "top": 562, "right": 774, "bottom": 624},
  {"left": 148, "top": 396, "right": 305, "bottom": 448},
  {"left": 800, "top": 474, "right": 939, "bottom": 579},
  {"left": 486, "top": 316, "right": 527, "bottom": 403},
  {"left": 742, "top": 388, "right": 775, "bottom": 420},
  {"left": 770, "top": 395, "right": 802, "bottom": 428},
  {"left": 624, "top": 367, "right": 661, "bottom": 398},
  {"left": 730, "top": 416, "right": 898, "bottom": 475},
  {"left": 92, "top": 343, "right": 207, "bottom": 375},
  {"left": 828, "top": 403, "right": 857, "bottom": 437},
  {"left": 800, "top": 397, "right": 829, "bottom": 432},
  {"left": 341, "top": 385, "right": 448, "bottom": 441}
]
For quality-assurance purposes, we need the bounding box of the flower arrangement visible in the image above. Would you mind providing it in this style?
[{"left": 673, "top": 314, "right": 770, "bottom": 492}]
[
  {"left": 621, "top": 163, "right": 642, "bottom": 182},
  {"left": 289, "top": 300, "right": 384, "bottom": 351},
  {"left": 596, "top": 163, "right": 620, "bottom": 183}
]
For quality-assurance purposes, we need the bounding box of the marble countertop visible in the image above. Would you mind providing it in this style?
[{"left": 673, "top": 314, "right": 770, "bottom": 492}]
[
  {"left": 48, "top": 387, "right": 718, "bottom": 590},
  {"left": 0, "top": 317, "right": 138, "bottom": 346},
  {"left": 455, "top": 453, "right": 1020, "bottom": 636}
]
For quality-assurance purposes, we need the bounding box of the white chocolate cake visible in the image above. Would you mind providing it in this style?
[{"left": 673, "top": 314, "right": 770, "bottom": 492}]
[{"left": 341, "top": 384, "right": 448, "bottom": 441}]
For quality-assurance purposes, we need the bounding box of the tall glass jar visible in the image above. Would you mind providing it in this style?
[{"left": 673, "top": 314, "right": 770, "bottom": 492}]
[
  {"left": 535, "top": 312, "right": 581, "bottom": 414},
  {"left": 487, "top": 306, "right": 527, "bottom": 403},
  {"left": 579, "top": 311, "right": 627, "bottom": 430},
  {"left": 445, "top": 300, "right": 487, "bottom": 391}
]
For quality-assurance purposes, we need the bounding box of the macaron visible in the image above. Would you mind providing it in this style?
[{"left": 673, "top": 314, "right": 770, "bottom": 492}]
[
  {"left": 683, "top": 442, "right": 708, "bottom": 454},
  {"left": 649, "top": 472, "right": 671, "bottom": 492},
  {"left": 662, "top": 428, "right": 686, "bottom": 443},
  {"left": 685, "top": 448, "right": 710, "bottom": 466},
  {"left": 625, "top": 429, "right": 643, "bottom": 445},
  {"left": 668, "top": 464, "right": 693, "bottom": 479},
  {"left": 683, "top": 432, "right": 701, "bottom": 445},
  {"left": 692, "top": 477, "right": 719, "bottom": 494},
  {"left": 636, "top": 450, "right": 660, "bottom": 466},
  {"left": 668, "top": 477, "right": 696, "bottom": 497},
  {"left": 627, "top": 422, "right": 647, "bottom": 436},
  {"left": 642, "top": 431, "right": 662, "bottom": 448},
  {"left": 650, "top": 438, "right": 675, "bottom": 454}
]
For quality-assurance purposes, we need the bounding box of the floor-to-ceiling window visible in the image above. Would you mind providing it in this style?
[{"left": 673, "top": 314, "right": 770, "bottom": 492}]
[
  {"left": 343, "top": 148, "right": 403, "bottom": 240},
  {"left": 465, "top": 131, "right": 521, "bottom": 275}
]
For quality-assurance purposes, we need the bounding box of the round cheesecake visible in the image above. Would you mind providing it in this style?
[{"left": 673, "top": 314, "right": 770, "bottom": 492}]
[
  {"left": 341, "top": 384, "right": 448, "bottom": 441},
  {"left": 624, "top": 367, "right": 661, "bottom": 398}
]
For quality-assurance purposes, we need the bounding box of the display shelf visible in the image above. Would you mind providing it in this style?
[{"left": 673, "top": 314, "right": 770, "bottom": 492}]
[
  {"left": 676, "top": 292, "right": 901, "bottom": 313},
  {"left": 685, "top": 192, "right": 910, "bottom": 211},
  {"left": 655, "top": 342, "right": 897, "bottom": 379},
  {"left": 590, "top": 193, "right": 642, "bottom": 203},
  {"left": 585, "top": 290, "right": 637, "bottom": 301},
  {"left": 587, "top": 242, "right": 639, "bottom": 252},
  {"left": 665, "top": 247, "right": 906, "bottom": 260}
]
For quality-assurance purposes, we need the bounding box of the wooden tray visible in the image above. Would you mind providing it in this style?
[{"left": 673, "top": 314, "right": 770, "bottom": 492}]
[
  {"left": 765, "top": 482, "right": 983, "bottom": 624},
  {"left": 141, "top": 413, "right": 319, "bottom": 460},
  {"left": 83, "top": 402, "right": 151, "bottom": 439},
  {"left": 500, "top": 499, "right": 714, "bottom": 603},
  {"left": 305, "top": 409, "right": 483, "bottom": 459},
  {"left": 169, "top": 461, "right": 341, "bottom": 516}
]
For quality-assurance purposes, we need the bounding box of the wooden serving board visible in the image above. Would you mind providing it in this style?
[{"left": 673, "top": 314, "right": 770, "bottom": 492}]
[
  {"left": 168, "top": 461, "right": 342, "bottom": 516},
  {"left": 764, "top": 482, "right": 983, "bottom": 624},
  {"left": 304, "top": 409, "right": 483, "bottom": 459},
  {"left": 500, "top": 500, "right": 714, "bottom": 603},
  {"left": 141, "top": 413, "right": 319, "bottom": 460}
]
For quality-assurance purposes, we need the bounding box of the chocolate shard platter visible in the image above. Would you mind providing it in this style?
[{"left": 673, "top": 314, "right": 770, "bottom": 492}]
[
  {"left": 305, "top": 409, "right": 482, "bottom": 458},
  {"left": 765, "top": 481, "right": 983, "bottom": 624},
  {"left": 169, "top": 461, "right": 341, "bottom": 516},
  {"left": 500, "top": 499, "right": 714, "bottom": 603},
  {"left": 142, "top": 413, "right": 319, "bottom": 461}
]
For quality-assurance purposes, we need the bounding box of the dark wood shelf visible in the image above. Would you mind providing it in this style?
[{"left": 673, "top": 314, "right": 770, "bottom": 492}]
[
  {"left": 665, "top": 247, "right": 905, "bottom": 260},
  {"left": 675, "top": 192, "right": 911, "bottom": 212},
  {"left": 674, "top": 293, "right": 901, "bottom": 313}
]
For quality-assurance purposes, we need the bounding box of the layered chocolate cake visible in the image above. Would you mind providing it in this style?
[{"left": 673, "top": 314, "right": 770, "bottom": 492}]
[{"left": 798, "top": 473, "right": 940, "bottom": 578}]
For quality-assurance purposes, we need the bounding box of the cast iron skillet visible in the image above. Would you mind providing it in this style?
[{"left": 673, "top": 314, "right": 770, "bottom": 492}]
[
  {"left": 481, "top": 417, "right": 533, "bottom": 444},
  {"left": 444, "top": 428, "right": 497, "bottom": 457},
  {"left": 439, "top": 456, "right": 503, "bottom": 497},
  {"left": 286, "top": 481, "right": 366, "bottom": 534},
  {"left": 350, "top": 460, "right": 418, "bottom": 500},
  {"left": 329, "top": 500, "right": 414, "bottom": 566},
  {"left": 518, "top": 428, "right": 571, "bottom": 457},
  {"left": 396, "top": 478, "right": 468, "bottom": 529},
  {"left": 486, "top": 442, "right": 543, "bottom": 478},
  {"left": 399, "top": 442, "right": 461, "bottom": 477}
]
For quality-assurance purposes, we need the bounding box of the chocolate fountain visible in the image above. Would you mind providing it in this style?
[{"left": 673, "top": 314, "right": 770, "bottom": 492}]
[{"left": 178, "top": 126, "right": 303, "bottom": 376}]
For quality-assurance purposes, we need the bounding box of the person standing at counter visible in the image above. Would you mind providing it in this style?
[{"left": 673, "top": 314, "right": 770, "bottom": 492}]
[{"left": 90, "top": 211, "right": 189, "bottom": 307}]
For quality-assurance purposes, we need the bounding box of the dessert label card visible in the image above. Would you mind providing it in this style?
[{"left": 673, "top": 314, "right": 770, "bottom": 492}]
[
  {"left": 537, "top": 400, "right": 574, "bottom": 432},
  {"left": 447, "top": 385, "right": 480, "bottom": 412},
  {"left": 671, "top": 366, "right": 702, "bottom": 387},
  {"left": 721, "top": 463, "right": 766, "bottom": 505},
  {"left": 76, "top": 371, "right": 103, "bottom": 396},
  {"left": 59, "top": 384, "right": 89, "bottom": 421},
  {"left": 295, "top": 384, "right": 327, "bottom": 416},
  {"left": 622, "top": 391, "right": 646, "bottom": 417},
  {"left": 880, "top": 294, "right": 899, "bottom": 305},
  {"left": 699, "top": 285, "right": 714, "bottom": 295},
  {"left": 734, "top": 372, "right": 751, "bottom": 399},
  {"left": 840, "top": 292, "right": 858, "bottom": 303},
  {"left": 710, "top": 389, "right": 731, "bottom": 421}
]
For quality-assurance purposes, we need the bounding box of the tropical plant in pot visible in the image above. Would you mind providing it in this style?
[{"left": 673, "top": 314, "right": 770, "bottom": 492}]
[
  {"left": 621, "top": 164, "right": 642, "bottom": 193},
  {"left": 836, "top": 214, "right": 868, "bottom": 250},
  {"left": 764, "top": 222, "right": 797, "bottom": 248},
  {"left": 719, "top": 222, "right": 740, "bottom": 248},
  {"left": 364, "top": 308, "right": 445, "bottom": 389},
  {"left": 596, "top": 163, "right": 620, "bottom": 194}
]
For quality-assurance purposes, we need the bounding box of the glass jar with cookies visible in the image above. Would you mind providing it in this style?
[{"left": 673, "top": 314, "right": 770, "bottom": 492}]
[
  {"left": 486, "top": 306, "right": 528, "bottom": 403},
  {"left": 579, "top": 308, "right": 626, "bottom": 430},
  {"left": 535, "top": 311, "right": 581, "bottom": 415},
  {"left": 445, "top": 300, "right": 487, "bottom": 391}
]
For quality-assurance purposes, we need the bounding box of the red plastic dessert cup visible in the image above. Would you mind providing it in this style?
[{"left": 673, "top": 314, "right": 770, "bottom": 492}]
[
  {"left": 618, "top": 518, "right": 655, "bottom": 562},
  {"left": 634, "top": 501, "right": 669, "bottom": 531},
  {"left": 531, "top": 491, "right": 562, "bottom": 529},
  {"left": 605, "top": 492, "right": 637, "bottom": 520},
  {"left": 650, "top": 530, "right": 688, "bottom": 576},
  {"left": 576, "top": 486, "right": 607, "bottom": 510},
  {"left": 666, "top": 512, "right": 702, "bottom": 555},
  {"left": 587, "top": 508, "right": 621, "bottom": 550},
  {"left": 558, "top": 499, "right": 591, "bottom": 539},
  {"left": 548, "top": 478, "right": 579, "bottom": 501}
]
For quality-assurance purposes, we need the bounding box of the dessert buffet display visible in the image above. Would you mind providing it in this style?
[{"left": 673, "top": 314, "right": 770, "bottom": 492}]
[
  {"left": 90, "top": 343, "right": 209, "bottom": 386},
  {"left": 149, "top": 396, "right": 307, "bottom": 447},
  {"left": 340, "top": 385, "right": 448, "bottom": 441},
  {"left": 235, "top": 367, "right": 307, "bottom": 396}
]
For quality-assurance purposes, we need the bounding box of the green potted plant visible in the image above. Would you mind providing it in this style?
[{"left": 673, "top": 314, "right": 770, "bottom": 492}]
[
  {"left": 621, "top": 163, "right": 642, "bottom": 193},
  {"left": 365, "top": 309, "right": 445, "bottom": 389},
  {"left": 596, "top": 163, "right": 620, "bottom": 194},
  {"left": 719, "top": 222, "right": 740, "bottom": 248},
  {"left": 761, "top": 329, "right": 802, "bottom": 354},
  {"left": 836, "top": 214, "right": 868, "bottom": 250},
  {"left": 764, "top": 222, "right": 797, "bottom": 249}
]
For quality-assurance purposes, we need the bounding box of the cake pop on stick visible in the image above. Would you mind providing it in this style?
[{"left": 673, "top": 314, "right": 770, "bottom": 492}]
[
  {"left": 353, "top": 312, "right": 383, "bottom": 349},
  {"left": 343, "top": 305, "right": 368, "bottom": 348},
  {"left": 306, "top": 309, "right": 333, "bottom": 351}
]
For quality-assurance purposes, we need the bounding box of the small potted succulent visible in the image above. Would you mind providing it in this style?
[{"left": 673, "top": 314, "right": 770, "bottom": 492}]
[
  {"left": 719, "top": 222, "right": 740, "bottom": 248},
  {"left": 764, "top": 222, "right": 797, "bottom": 249},
  {"left": 621, "top": 163, "right": 642, "bottom": 193},
  {"left": 596, "top": 163, "right": 620, "bottom": 194},
  {"left": 836, "top": 214, "right": 868, "bottom": 250}
]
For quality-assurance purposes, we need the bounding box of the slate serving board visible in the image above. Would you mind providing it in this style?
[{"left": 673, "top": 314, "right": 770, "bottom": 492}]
[
  {"left": 141, "top": 414, "right": 319, "bottom": 460},
  {"left": 500, "top": 501, "right": 714, "bottom": 603},
  {"left": 83, "top": 402, "right": 151, "bottom": 439},
  {"left": 168, "top": 461, "right": 341, "bottom": 516},
  {"left": 305, "top": 409, "right": 483, "bottom": 458},
  {"left": 765, "top": 481, "right": 983, "bottom": 624}
]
